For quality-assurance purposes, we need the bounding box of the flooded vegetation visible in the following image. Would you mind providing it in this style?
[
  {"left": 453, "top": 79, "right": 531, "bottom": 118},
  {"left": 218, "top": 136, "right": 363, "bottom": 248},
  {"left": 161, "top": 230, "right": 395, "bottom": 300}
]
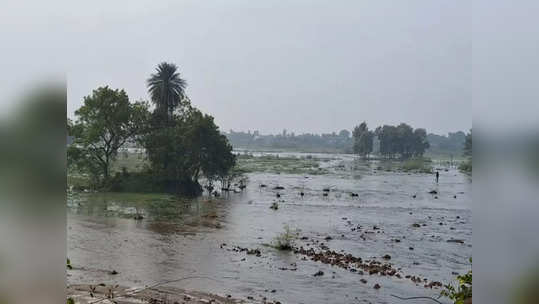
[
  {"left": 235, "top": 153, "right": 332, "bottom": 175},
  {"left": 68, "top": 152, "right": 471, "bottom": 303},
  {"left": 66, "top": 59, "right": 473, "bottom": 303}
]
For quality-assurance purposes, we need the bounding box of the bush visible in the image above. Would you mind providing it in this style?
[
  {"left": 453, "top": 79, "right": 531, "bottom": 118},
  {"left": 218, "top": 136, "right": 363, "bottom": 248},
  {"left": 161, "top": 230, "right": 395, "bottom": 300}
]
[
  {"left": 459, "top": 159, "right": 472, "bottom": 173},
  {"left": 401, "top": 158, "right": 432, "bottom": 173},
  {"left": 107, "top": 171, "right": 202, "bottom": 197},
  {"left": 441, "top": 258, "right": 472, "bottom": 304},
  {"left": 273, "top": 225, "right": 296, "bottom": 250}
]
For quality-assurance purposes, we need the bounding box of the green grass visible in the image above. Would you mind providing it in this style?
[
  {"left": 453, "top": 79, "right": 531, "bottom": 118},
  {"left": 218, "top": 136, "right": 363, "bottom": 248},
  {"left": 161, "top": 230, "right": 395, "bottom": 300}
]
[
  {"left": 459, "top": 159, "right": 472, "bottom": 174},
  {"left": 236, "top": 154, "right": 331, "bottom": 175},
  {"left": 400, "top": 158, "right": 433, "bottom": 173}
]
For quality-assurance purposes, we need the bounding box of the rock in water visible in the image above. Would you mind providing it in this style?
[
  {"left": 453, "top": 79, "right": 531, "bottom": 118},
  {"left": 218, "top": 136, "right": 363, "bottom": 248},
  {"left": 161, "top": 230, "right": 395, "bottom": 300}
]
[{"left": 313, "top": 270, "right": 324, "bottom": 277}]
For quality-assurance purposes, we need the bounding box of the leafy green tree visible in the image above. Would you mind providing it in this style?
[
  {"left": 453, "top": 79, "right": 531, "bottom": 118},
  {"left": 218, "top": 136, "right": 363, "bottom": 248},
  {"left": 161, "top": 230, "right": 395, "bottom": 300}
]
[
  {"left": 463, "top": 129, "right": 472, "bottom": 157},
  {"left": 67, "top": 118, "right": 73, "bottom": 135},
  {"left": 361, "top": 131, "right": 374, "bottom": 158},
  {"left": 376, "top": 125, "right": 398, "bottom": 158},
  {"left": 147, "top": 62, "right": 187, "bottom": 121},
  {"left": 352, "top": 124, "right": 363, "bottom": 154},
  {"left": 186, "top": 110, "right": 236, "bottom": 183},
  {"left": 412, "top": 128, "right": 430, "bottom": 157},
  {"left": 68, "top": 86, "right": 148, "bottom": 185},
  {"left": 396, "top": 123, "right": 414, "bottom": 158},
  {"left": 459, "top": 129, "right": 472, "bottom": 173},
  {"left": 142, "top": 63, "right": 235, "bottom": 196},
  {"left": 375, "top": 124, "right": 429, "bottom": 159},
  {"left": 338, "top": 129, "right": 350, "bottom": 138},
  {"left": 353, "top": 122, "right": 373, "bottom": 158},
  {"left": 142, "top": 104, "right": 235, "bottom": 196}
]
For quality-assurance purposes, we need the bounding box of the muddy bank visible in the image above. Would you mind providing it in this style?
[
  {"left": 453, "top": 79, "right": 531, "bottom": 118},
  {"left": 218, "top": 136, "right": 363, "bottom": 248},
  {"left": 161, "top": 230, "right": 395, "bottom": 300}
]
[{"left": 67, "top": 284, "right": 282, "bottom": 304}]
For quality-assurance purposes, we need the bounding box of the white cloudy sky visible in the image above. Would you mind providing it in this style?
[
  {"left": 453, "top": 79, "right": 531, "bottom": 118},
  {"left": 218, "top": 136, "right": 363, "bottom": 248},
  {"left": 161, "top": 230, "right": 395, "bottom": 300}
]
[{"left": 3, "top": 1, "right": 474, "bottom": 135}]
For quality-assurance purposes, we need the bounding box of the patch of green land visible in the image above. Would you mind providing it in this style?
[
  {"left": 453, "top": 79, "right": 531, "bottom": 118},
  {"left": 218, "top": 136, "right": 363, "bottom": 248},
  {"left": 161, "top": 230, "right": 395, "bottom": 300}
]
[{"left": 235, "top": 154, "right": 331, "bottom": 175}]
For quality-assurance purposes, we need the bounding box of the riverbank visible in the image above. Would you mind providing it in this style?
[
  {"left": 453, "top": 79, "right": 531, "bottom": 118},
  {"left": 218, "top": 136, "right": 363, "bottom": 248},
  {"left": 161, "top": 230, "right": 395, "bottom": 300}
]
[{"left": 67, "top": 283, "right": 279, "bottom": 303}]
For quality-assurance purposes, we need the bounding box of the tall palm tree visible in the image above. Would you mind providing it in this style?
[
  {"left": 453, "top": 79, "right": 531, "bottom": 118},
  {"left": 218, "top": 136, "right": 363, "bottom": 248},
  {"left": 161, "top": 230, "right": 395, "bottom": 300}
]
[{"left": 147, "top": 62, "right": 187, "bottom": 120}]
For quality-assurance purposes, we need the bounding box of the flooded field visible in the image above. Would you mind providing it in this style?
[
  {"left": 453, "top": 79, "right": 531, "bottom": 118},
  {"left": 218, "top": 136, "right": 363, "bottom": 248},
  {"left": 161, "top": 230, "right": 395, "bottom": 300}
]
[{"left": 67, "top": 152, "right": 471, "bottom": 304}]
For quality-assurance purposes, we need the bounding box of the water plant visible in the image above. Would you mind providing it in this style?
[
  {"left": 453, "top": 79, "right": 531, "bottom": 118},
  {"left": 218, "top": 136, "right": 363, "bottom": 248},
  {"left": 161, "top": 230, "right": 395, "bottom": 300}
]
[
  {"left": 401, "top": 158, "right": 433, "bottom": 173},
  {"left": 441, "top": 258, "right": 472, "bottom": 304},
  {"left": 273, "top": 224, "right": 296, "bottom": 250}
]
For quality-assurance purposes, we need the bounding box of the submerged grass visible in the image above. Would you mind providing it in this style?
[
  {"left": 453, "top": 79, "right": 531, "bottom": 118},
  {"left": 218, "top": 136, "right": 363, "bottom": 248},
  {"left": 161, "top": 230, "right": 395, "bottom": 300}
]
[
  {"left": 374, "top": 158, "right": 433, "bottom": 174},
  {"left": 400, "top": 158, "right": 433, "bottom": 173},
  {"left": 67, "top": 191, "right": 212, "bottom": 221},
  {"left": 236, "top": 154, "right": 330, "bottom": 175},
  {"left": 459, "top": 159, "right": 472, "bottom": 174},
  {"left": 68, "top": 152, "right": 329, "bottom": 192}
]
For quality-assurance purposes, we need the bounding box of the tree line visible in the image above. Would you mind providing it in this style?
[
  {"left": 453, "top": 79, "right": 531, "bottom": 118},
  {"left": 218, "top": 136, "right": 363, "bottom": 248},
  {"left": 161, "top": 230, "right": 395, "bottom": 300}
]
[
  {"left": 226, "top": 127, "right": 467, "bottom": 158},
  {"left": 352, "top": 122, "right": 430, "bottom": 159},
  {"left": 225, "top": 129, "right": 353, "bottom": 153},
  {"left": 68, "top": 62, "right": 236, "bottom": 196}
]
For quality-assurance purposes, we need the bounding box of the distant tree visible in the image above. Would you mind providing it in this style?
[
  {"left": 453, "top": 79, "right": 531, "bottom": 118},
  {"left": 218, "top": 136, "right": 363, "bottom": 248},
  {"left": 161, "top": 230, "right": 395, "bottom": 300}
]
[
  {"left": 361, "top": 131, "right": 374, "bottom": 158},
  {"left": 459, "top": 130, "right": 473, "bottom": 173},
  {"left": 353, "top": 122, "right": 373, "bottom": 158},
  {"left": 396, "top": 123, "right": 414, "bottom": 158},
  {"left": 68, "top": 86, "right": 148, "bottom": 184},
  {"left": 463, "top": 129, "right": 472, "bottom": 157},
  {"left": 339, "top": 129, "right": 350, "bottom": 138},
  {"left": 412, "top": 128, "right": 430, "bottom": 157},
  {"left": 375, "top": 123, "right": 429, "bottom": 159},
  {"left": 376, "top": 125, "right": 398, "bottom": 158},
  {"left": 352, "top": 125, "right": 363, "bottom": 154},
  {"left": 427, "top": 131, "right": 466, "bottom": 156},
  {"left": 147, "top": 62, "right": 187, "bottom": 121}
]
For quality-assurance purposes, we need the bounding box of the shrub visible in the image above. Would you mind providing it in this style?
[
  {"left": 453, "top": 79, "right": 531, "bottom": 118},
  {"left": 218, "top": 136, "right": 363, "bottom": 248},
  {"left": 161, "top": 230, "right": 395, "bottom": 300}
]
[
  {"left": 107, "top": 171, "right": 202, "bottom": 197},
  {"left": 401, "top": 158, "right": 432, "bottom": 173},
  {"left": 459, "top": 159, "right": 472, "bottom": 173},
  {"left": 441, "top": 258, "right": 472, "bottom": 304},
  {"left": 273, "top": 225, "right": 296, "bottom": 250}
]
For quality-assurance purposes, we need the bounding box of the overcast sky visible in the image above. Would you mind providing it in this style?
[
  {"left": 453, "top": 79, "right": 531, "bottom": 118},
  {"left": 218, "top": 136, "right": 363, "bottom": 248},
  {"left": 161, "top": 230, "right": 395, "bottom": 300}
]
[{"left": 13, "top": 0, "right": 472, "bottom": 135}]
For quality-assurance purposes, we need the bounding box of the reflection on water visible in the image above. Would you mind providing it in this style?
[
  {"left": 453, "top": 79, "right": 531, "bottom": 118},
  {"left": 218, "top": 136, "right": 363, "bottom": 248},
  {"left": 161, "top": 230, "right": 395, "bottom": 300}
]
[{"left": 68, "top": 154, "right": 471, "bottom": 304}]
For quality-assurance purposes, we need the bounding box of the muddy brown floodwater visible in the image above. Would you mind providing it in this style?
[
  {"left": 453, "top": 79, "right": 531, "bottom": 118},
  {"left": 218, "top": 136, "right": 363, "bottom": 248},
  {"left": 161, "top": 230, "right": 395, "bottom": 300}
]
[{"left": 68, "top": 153, "right": 471, "bottom": 304}]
